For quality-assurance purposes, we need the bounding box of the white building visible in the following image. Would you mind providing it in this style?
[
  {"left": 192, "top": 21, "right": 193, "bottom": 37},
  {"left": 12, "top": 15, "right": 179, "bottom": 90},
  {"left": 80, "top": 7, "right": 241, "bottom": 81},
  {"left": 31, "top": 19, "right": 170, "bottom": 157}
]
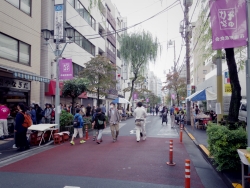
[{"left": 40, "top": 0, "right": 127, "bottom": 107}]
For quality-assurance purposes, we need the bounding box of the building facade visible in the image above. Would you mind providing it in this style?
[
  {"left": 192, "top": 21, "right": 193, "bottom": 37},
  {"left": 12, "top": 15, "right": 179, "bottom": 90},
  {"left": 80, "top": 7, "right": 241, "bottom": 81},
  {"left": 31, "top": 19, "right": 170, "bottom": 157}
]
[
  {"left": 40, "top": 0, "right": 127, "bottom": 107},
  {"left": 0, "top": 0, "right": 49, "bottom": 109}
]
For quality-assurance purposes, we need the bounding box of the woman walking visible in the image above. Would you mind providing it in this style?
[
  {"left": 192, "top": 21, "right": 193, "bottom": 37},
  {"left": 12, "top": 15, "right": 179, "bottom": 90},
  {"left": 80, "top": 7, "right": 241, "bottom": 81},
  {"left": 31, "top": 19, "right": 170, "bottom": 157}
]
[{"left": 15, "top": 103, "right": 30, "bottom": 151}]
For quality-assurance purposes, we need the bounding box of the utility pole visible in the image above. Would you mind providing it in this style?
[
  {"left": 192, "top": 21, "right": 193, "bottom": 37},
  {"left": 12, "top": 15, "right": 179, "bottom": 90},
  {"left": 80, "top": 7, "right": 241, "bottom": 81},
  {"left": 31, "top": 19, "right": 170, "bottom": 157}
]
[
  {"left": 184, "top": 0, "right": 192, "bottom": 124},
  {"left": 246, "top": 0, "right": 250, "bottom": 157}
]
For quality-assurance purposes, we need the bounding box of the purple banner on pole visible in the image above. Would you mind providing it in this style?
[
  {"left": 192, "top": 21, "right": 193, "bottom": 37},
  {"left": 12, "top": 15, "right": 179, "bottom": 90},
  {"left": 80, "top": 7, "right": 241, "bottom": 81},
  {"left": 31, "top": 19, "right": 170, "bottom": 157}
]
[
  {"left": 171, "top": 94, "right": 175, "bottom": 100},
  {"left": 133, "top": 93, "right": 138, "bottom": 100},
  {"left": 59, "top": 59, "right": 73, "bottom": 80},
  {"left": 146, "top": 98, "right": 149, "bottom": 102},
  {"left": 210, "top": 0, "right": 247, "bottom": 50}
]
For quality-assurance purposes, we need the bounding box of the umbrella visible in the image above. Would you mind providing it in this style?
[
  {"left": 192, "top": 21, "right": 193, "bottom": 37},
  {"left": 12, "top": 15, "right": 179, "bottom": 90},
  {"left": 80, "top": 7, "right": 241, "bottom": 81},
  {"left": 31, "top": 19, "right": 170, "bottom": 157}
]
[
  {"left": 112, "top": 97, "right": 131, "bottom": 104},
  {"left": 186, "top": 89, "right": 217, "bottom": 101}
]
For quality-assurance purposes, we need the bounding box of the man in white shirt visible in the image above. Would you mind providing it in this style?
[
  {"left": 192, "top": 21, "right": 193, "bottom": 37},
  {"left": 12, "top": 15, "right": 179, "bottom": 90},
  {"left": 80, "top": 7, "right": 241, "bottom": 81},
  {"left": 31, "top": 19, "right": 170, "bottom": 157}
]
[{"left": 133, "top": 102, "right": 147, "bottom": 142}]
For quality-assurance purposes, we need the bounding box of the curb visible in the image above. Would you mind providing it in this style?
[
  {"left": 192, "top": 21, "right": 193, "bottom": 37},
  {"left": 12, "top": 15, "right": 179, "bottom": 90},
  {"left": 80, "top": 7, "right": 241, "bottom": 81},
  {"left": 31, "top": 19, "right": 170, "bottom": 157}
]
[{"left": 184, "top": 127, "right": 237, "bottom": 188}]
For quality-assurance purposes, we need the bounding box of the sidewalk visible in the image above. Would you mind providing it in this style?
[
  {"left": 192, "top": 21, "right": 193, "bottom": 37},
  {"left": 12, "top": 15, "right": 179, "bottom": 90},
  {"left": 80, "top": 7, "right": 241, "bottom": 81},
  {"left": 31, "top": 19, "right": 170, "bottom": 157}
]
[{"left": 184, "top": 124, "right": 245, "bottom": 188}]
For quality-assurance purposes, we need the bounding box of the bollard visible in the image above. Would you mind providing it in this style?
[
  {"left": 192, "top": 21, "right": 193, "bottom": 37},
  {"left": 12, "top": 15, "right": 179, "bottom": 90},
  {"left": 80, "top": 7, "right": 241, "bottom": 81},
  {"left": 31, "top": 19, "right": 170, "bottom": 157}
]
[
  {"left": 84, "top": 126, "right": 89, "bottom": 140},
  {"left": 180, "top": 124, "right": 183, "bottom": 143},
  {"left": 185, "top": 159, "right": 191, "bottom": 188},
  {"left": 166, "top": 140, "right": 176, "bottom": 166}
]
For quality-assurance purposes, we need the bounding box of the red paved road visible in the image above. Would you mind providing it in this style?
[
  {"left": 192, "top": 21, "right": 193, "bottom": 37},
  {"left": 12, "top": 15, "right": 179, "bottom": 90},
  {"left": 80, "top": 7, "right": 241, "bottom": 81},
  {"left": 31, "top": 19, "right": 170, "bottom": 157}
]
[{"left": 0, "top": 136, "right": 204, "bottom": 188}]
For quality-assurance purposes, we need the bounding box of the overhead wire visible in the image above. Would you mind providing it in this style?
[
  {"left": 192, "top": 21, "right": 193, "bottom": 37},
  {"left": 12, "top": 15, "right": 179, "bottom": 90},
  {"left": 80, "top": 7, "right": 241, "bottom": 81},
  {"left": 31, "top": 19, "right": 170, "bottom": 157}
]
[{"left": 189, "top": 0, "right": 200, "bottom": 22}]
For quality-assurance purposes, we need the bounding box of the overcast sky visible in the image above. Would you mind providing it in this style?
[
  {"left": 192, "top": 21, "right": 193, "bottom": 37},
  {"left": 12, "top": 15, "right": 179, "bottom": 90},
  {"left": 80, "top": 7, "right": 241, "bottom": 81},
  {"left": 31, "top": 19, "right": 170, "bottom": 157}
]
[{"left": 111, "top": 0, "right": 201, "bottom": 82}]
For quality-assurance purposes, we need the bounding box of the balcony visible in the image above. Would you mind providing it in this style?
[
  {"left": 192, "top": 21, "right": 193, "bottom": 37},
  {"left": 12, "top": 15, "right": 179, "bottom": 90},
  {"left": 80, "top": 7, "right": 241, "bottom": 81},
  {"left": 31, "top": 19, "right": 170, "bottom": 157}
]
[
  {"left": 107, "top": 11, "right": 116, "bottom": 30},
  {"left": 107, "top": 29, "right": 116, "bottom": 47},
  {"left": 107, "top": 48, "right": 116, "bottom": 64}
]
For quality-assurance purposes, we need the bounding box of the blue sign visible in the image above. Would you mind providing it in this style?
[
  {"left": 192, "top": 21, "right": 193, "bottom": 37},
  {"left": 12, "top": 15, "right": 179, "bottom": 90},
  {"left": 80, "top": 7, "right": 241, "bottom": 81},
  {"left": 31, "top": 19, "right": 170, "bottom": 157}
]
[{"left": 55, "top": 5, "right": 63, "bottom": 11}]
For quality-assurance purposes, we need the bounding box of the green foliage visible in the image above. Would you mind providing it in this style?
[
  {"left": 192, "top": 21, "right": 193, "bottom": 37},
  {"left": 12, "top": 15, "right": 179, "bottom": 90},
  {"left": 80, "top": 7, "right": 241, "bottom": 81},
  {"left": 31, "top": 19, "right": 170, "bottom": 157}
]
[
  {"left": 62, "top": 78, "right": 88, "bottom": 101},
  {"left": 207, "top": 124, "right": 247, "bottom": 171},
  {"left": 80, "top": 55, "right": 117, "bottom": 106},
  {"left": 83, "top": 116, "right": 92, "bottom": 125},
  {"left": 120, "top": 30, "right": 161, "bottom": 109},
  {"left": 60, "top": 110, "right": 74, "bottom": 127},
  {"left": 163, "top": 72, "right": 186, "bottom": 106}
]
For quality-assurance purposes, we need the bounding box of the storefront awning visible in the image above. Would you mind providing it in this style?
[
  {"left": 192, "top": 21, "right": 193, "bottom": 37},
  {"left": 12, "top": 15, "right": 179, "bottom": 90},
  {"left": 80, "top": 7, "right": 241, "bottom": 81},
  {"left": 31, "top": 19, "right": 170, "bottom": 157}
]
[
  {"left": 0, "top": 65, "right": 50, "bottom": 83},
  {"left": 78, "top": 92, "right": 88, "bottom": 99}
]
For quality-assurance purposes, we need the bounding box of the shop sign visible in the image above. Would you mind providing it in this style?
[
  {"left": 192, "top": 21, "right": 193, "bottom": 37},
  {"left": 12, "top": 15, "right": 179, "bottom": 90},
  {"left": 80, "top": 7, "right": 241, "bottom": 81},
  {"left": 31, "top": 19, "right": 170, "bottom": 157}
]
[
  {"left": 224, "top": 83, "right": 232, "bottom": 93},
  {"left": 54, "top": 4, "right": 64, "bottom": 41},
  {"left": 210, "top": 0, "right": 247, "bottom": 50},
  {"left": 59, "top": 59, "right": 73, "bottom": 80},
  {"left": 0, "top": 77, "right": 30, "bottom": 90},
  {"left": 87, "top": 92, "right": 105, "bottom": 99}
]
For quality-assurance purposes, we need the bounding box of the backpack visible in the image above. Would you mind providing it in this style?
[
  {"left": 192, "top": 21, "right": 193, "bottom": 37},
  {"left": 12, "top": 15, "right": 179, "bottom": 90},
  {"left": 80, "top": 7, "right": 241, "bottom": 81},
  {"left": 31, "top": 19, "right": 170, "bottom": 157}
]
[
  {"left": 73, "top": 115, "right": 80, "bottom": 128},
  {"left": 51, "top": 110, "right": 55, "bottom": 119},
  {"left": 21, "top": 112, "right": 32, "bottom": 128}
]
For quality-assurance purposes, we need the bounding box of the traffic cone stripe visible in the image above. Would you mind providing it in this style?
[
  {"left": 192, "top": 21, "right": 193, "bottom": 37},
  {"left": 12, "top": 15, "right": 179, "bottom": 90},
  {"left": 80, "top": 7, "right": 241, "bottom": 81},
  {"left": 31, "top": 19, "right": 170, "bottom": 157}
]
[
  {"left": 185, "top": 169, "right": 190, "bottom": 172},
  {"left": 185, "top": 175, "right": 190, "bottom": 178}
]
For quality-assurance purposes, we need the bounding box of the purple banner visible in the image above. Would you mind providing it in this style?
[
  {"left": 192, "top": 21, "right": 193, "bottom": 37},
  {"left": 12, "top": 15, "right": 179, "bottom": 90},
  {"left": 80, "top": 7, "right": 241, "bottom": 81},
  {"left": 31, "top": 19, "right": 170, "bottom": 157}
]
[
  {"left": 210, "top": 0, "right": 247, "bottom": 50},
  {"left": 146, "top": 98, "right": 149, "bottom": 103},
  {"left": 59, "top": 59, "right": 73, "bottom": 80},
  {"left": 171, "top": 94, "right": 175, "bottom": 100},
  {"left": 133, "top": 93, "right": 138, "bottom": 100}
]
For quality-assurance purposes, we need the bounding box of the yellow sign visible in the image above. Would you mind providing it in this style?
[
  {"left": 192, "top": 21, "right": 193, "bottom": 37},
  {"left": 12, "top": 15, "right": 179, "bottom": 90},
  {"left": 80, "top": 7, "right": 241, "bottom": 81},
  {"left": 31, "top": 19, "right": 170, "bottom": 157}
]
[{"left": 224, "top": 83, "right": 232, "bottom": 93}]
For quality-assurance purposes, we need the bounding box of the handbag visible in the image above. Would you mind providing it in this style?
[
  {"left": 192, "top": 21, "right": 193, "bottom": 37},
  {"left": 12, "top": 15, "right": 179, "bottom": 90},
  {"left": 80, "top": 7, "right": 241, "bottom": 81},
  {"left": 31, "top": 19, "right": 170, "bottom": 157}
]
[{"left": 135, "top": 119, "right": 143, "bottom": 126}]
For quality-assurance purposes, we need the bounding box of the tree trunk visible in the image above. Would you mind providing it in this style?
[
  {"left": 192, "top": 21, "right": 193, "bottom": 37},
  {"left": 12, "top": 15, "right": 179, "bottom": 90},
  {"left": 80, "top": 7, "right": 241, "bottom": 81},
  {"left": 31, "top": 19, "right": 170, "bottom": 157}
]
[
  {"left": 225, "top": 48, "right": 242, "bottom": 122},
  {"left": 97, "top": 87, "right": 100, "bottom": 107},
  {"left": 176, "top": 93, "right": 180, "bottom": 106},
  {"left": 127, "top": 77, "right": 137, "bottom": 111},
  {"left": 72, "top": 98, "right": 75, "bottom": 115}
]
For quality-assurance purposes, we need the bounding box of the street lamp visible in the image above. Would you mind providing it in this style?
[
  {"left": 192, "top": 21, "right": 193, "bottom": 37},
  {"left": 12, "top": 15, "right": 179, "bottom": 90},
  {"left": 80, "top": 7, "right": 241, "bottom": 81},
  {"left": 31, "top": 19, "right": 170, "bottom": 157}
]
[{"left": 41, "top": 25, "right": 74, "bottom": 128}]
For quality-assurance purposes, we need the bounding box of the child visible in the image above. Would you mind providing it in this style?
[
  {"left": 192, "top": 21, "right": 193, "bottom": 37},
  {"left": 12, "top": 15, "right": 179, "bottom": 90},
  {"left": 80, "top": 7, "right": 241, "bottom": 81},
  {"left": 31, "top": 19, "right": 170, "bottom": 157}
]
[
  {"left": 70, "top": 108, "right": 85, "bottom": 145},
  {"left": 92, "top": 108, "right": 106, "bottom": 144}
]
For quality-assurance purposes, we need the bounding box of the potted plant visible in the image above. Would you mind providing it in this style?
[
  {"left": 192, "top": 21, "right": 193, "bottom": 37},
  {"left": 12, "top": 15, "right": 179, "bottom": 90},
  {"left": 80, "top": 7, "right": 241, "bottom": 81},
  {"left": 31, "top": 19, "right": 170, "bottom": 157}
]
[{"left": 60, "top": 110, "right": 74, "bottom": 132}]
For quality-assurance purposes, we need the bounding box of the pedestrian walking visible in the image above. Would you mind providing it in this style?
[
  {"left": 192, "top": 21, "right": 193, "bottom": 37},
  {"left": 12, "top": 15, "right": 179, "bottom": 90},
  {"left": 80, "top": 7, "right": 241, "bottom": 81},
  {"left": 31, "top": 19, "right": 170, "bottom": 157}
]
[
  {"left": 133, "top": 102, "right": 147, "bottom": 142},
  {"left": 91, "top": 106, "right": 96, "bottom": 116},
  {"left": 86, "top": 104, "right": 91, "bottom": 117},
  {"left": 108, "top": 102, "right": 121, "bottom": 143},
  {"left": 101, "top": 104, "right": 106, "bottom": 115},
  {"left": 15, "top": 103, "right": 30, "bottom": 151},
  {"left": 70, "top": 108, "right": 85, "bottom": 145},
  {"left": 30, "top": 105, "right": 37, "bottom": 125},
  {"left": 92, "top": 108, "right": 106, "bottom": 144},
  {"left": 44, "top": 104, "right": 52, "bottom": 124},
  {"left": 170, "top": 104, "right": 175, "bottom": 128},
  {"left": 80, "top": 105, "right": 86, "bottom": 117},
  {"left": 155, "top": 106, "right": 159, "bottom": 116},
  {"left": 0, "top": 103, "right": 10, "bottom": 140},
  {"left": 34, "top": 104, "right": 43, "bottom": 124}
]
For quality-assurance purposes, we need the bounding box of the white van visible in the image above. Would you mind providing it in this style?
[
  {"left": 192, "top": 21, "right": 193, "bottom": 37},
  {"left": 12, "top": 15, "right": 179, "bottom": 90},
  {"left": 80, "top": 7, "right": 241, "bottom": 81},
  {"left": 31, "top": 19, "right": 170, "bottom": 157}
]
[{"left": 238, "top": 99, "right": 247, "bottom": 122}]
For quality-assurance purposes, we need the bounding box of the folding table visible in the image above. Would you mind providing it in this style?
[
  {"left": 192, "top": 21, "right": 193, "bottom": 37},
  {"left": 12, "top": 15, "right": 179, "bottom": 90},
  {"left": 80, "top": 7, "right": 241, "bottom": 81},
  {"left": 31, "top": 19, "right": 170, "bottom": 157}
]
[
  {"left": 237, "top": 149, "right": 250, "bottom": 188},
  {"left": 28, "top": 124, "right": 57, "bottom": 146}
]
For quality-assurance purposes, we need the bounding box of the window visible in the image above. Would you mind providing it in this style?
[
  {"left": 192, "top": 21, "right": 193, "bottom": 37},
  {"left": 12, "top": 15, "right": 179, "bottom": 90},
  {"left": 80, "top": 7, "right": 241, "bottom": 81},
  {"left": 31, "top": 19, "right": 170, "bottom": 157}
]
[
  {"left": 6, "top": 0, "right": 31, "bottom": 15},
  {"left": 0, "top": 33, "right": 30, "bottom": 65},
  {"left": 73, "top": 62, "right": 84, "bottom": 77},
  {"left": 73, "top": 30, "right": 95, "bottom": 56},
  {"left": 71, "top": 1, "right": 95, "bottom": 30},
  {"left": 203, "top": 70, "right": 207, "bottom": 74},
  {"left": 67, "top": 0, "right": 74, "bottom": 7},
  {"left": 117, "top": 49, "right": 120, "bottom": 59},
  {"left": 108, "top": 41, "right": 115, "bottom": 53}
]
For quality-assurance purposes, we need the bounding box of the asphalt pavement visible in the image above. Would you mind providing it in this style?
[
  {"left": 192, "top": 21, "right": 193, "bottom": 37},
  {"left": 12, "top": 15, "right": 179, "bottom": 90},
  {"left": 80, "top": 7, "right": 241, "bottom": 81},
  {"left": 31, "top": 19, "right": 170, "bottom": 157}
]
[{"left": 0, "top": 114, "right": 227, "bottom": 188}]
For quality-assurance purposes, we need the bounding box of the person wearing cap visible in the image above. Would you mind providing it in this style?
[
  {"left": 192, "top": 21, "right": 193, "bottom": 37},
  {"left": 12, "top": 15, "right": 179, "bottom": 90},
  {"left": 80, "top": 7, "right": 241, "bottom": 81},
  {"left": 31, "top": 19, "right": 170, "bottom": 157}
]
[
  {"left": 108, "top": 102, "right": 121, "bottom": 143},
  {"left": 170, "top": 104, "right": 175, "bottom": 128}
]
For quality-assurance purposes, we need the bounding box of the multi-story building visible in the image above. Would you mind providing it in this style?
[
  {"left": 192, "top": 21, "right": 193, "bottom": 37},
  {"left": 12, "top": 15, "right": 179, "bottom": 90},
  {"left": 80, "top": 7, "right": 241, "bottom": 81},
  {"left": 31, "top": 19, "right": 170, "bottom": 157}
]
[
  {"left": 0, "top": 1, "right": 49, "bottom": 109},
  {"left": 40, "top": 0, "right": 127, "bottom": 107}
]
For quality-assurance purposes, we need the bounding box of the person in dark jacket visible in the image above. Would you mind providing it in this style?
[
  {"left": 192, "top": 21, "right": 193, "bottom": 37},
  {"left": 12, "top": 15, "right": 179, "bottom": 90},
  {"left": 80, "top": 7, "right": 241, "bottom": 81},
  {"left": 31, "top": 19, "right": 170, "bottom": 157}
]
[
  {"left": 35, "top": 104, "right": 43, "bottom": 124},
  {"left": 30, "top": 105, "right": 36, "bottom": 124},
  {"left": 15, "top": 103, "right": 29, "bottom": 151},
  {"left": 70, "top": 108, "right": 85, "bottom": 145},
  {"left": 161, "top": 106, "right": 168, "bottom": 125},
  {"left": 92, "top": 108, "right": 106, "bottom": 144}
]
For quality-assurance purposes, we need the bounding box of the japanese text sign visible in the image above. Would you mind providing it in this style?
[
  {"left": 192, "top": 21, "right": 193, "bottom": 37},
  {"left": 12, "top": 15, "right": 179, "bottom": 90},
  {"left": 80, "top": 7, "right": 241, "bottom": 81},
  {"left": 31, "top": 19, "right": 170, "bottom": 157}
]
[
  {"left": 209, "top": 0, "right": 247, "bottom": 50},
  {"left": 59, "top": 59, "right": 73, "bottom": 80}
]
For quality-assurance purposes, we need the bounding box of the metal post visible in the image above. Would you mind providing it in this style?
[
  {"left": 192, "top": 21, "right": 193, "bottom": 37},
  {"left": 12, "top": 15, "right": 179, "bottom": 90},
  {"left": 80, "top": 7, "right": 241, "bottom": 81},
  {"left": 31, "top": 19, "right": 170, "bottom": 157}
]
[
  {"left": 185, "top": 2, "right": 191, "bottom": 125},
  {"left": 216, "top": 56, "right": 223, "bottom": 124},
  {"left": 246, "top": 0, "right": 250, "bottom": 153},
  {"left": 55, "top": 24, "right": 60, "bottom": 128}
]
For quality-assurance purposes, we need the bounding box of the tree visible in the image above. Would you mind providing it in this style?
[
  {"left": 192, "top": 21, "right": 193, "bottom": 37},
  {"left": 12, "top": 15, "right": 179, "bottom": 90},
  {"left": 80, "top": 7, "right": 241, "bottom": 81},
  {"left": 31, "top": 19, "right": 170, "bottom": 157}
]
[
  {"left": 162, "top": 71, "right": 186, "bottom": 106},
  {"left": 62, "top": 78, "right": 88, "bottom": 112},
  {"left": 80, "top": 55, "right": 117, "bottom": 107},
  {"left": 225, "top": 48, "right": 242, "bottom": 122},
  {"left": 120, "top": 31, "right": 160, "bottom": 110}
]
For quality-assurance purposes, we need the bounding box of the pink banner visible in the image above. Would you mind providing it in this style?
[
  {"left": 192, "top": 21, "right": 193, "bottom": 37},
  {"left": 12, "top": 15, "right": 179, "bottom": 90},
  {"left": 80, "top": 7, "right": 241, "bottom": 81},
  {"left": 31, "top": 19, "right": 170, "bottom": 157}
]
[
  {"left": 171, "top": 94, "right": 175, "bottom": 100},
  {"left": 146, "top": 98, "right": 149, "bottom": 102},
  {"left": 133, "top": 93, "right": 138, "bottom": 100},
  {"left": 59, "top": 59, "right": 73, "bottom": 80},
  {"left": 210, "top": 0, "right": 247, "bottom": 50}
]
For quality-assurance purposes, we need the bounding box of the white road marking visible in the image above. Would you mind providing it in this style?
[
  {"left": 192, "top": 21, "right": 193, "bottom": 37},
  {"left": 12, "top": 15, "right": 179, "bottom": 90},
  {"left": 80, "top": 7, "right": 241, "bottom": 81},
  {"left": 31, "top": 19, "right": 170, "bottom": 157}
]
[{"left": 64, "top": 186, "right": 80, "bottom": 188}]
